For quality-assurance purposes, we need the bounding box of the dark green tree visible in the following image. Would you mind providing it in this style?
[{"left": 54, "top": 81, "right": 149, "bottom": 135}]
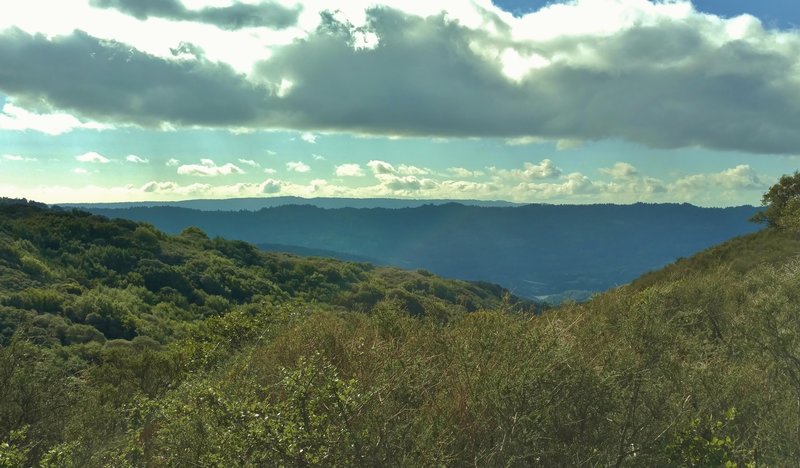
[{"left": 751, "top": 171, "right": 800, "bottom": 229}]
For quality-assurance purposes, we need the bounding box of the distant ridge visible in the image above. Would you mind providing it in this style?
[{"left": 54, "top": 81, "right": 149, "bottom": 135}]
[
  {"left": 82, "top": 202, "right": 761, "bottom": 300},
  {"left": 60, "top": 196, "right": 523, "bottom": 211}
]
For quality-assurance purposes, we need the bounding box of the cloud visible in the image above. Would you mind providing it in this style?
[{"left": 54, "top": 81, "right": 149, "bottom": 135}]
[
  {"left": 675, "top": 164, "right": 766, "bottom": 191},
  {"left": 286, "top": 161, "right": 310, "bottom": 173},
  {"left": 72, "top": 168, "right": 89, "bottom": 174},
  {"left": 166, "top": 158, "right": 180, "bottom": 167},
  {"left": 383, "top": 175, "right": 435, "bottom": 192},
  {"left": 2, "top": 154, "right": 37, "bottom": 162},
  {"left": 0, "top": 28, "right": 268, "bottom": 129},
  {"left": 312, "top": 153, "right": 326, "bottom": 161},
  {"left": 237, "top": 158, "right": 260, "bottom": 167},
  {"left": 300, "top": 132, "right": 317, "bottom": 144},
  {"left": 0, "top": 101, "right": 108, "bottom": 135},
  {"left": 601, "top": 162, "right": 639, "bottom": 180},
  {"left": 448, "top": 167, "right": 484, "bottom": 178},
  {"left": 397, "top": 164, "right": 429, "bottom": 176},
  {"left": 556, "top": 139, "right": 584, "bottom": 151},
  {"left": 125, "top": 154, "right": 149, "bottom": 164},
  {"left": 177, "top": 158, "right": 245, "bottom": 176},
  {"left": 490, "top": 160, "right": 561, "bottom": 180},
  {"left": 261, "top": 178, "right": 284, "bottom": 194},
  {"left": 335, "top": 163, "right": 365, "bottom": 177},
  {"left": 505, "top": 136, "right": 546, "bottom": 146},
  {"left": 142, "top": 181, "right": 180, "bottom": 193},
  {"left": 309, "top": 178, "right": 328, "bottom": 192},
  {"left": 263, "top": 168, "right": 277, "bottom": 174},
  {"left": 4, "top": 4, "right": 800, "bottom": 154},
  {"left": 514, "top": 172, "right": 598, "bottom": 198},
  {"left": 88, "top": 0, "right": 302, "bottom": 30},
  {"left": 365, "top": 160, "right": 430, "bottom": 177},
  {"left": 76, "top": 151, "right": 110, "bottom": 163},
  {"left": 137, "top": 178, "right": 323, "bottom": 199},
  {"left": 4, "top": 156, "right": 768, "bottom": 205},
  {"left": 252, "top": 4, "right": 800, "bottom": 154},
  {"left": 367, "top": 160, "right": 395, "bottom": 175}
]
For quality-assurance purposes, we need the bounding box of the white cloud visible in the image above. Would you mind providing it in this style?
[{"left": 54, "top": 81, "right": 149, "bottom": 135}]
[
  {"left": 600, "top": 162, "right": 639, "bottom": 180},
  {"left": 75, "top": 151, "right": 110, "bottom": 164},
  {"left": 312, "top": 153, "right": 326, "bottom": 161},
  {"left": 300, "top": 132, "right": 317, "bottom": 144},
  {"left": 142, "top": 181, "right": 180, "bottom": 193},
  {"left": 383, "top": 175, "right": 436, "bottom": 192},
  {"left": 177, "top": 158, "right": 245, "bottom": 176},
  {"left": 335, "top": 163, "right": 365, "bottom": 177},
  {"left": 397, "top": 164, "right": 429, "bottom": 176},
  {"left": 505, "top": 136, "right": 547, "bottom": 146},
  {"left": 366, "top": 160, "right": 430, "bottom": 177},
  {"left": 309, "top": 178, "right": 328, "bottom": 192},
  {"left": 448, "top": 167, "right": 484, "bottom": 178},
  {"left": 490, "top": 160, "right": 562, "bottom": 180},
  {"left": 367, "top": 160, "right": 396, "bottom": 175},
  {"left": 125, "top": 154, "right": 149, "bottom": 164},
  {"left": 0, "top": 102, "right": 109, "bottom": 135},
  {"left": 237, "top": 158, "right": 260, "bottom": 167},
  {"left": 286, "top": 161, "right": 311, "bottom": 173},
  {"left": 2, "top": 157, "right": 770, "bottom": 205},
  {"left": 2, "top": 154, "right": 36, "bottom": 162},
  {"left": 515, "top": 172, "right": 598, "bottom": 197},
  {"left": 263, "top": 168, "right": 277, "bottom": 174},
  {"left": 675, "top": 165, "right": 765, "bottom": 191},
  {"left": 166, "top": 158, "right": 180, "bottom": 167}
]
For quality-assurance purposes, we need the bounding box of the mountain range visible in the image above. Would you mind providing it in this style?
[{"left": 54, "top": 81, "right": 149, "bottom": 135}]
[{"left": 78, "top": 201, "right": 761, "bottom": 301}]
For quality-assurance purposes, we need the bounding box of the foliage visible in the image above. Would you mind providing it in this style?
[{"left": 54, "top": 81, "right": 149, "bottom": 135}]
[
  {"left": 751, "top": 170, "right": 800, "bottom": 229},
  {"left": 0, "top": 196, "right": 799, "bottom": 465}
]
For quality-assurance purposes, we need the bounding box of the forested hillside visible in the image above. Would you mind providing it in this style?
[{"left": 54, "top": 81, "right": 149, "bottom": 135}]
[
  {"left": 84, "top": 202, "right": 760, "bottom": 300},
  {"left": 0, "top": 200, "right": 523, "bottom": 345},
  {"left": 2, "top": 192, "right": 800, "bottom": 465}
]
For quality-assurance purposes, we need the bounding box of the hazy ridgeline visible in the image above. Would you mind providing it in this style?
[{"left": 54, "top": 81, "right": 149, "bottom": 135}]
[{"left": 84, "top": 202, "right": 760, "bottom": 301}]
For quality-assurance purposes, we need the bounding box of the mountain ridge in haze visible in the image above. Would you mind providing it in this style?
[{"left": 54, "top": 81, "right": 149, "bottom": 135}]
[{"left": 79, "top": 201, "right": 761, "bottom": 300}]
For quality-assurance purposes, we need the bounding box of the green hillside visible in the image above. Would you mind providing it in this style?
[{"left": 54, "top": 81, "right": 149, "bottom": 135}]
[{"left": 1, "top": 193, "right": 800, "bottom": 466}]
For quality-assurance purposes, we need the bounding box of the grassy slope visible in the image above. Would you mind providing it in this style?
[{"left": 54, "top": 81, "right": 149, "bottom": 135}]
[{"left": 630, "top": 227, "right": 800, "bottom": 290}]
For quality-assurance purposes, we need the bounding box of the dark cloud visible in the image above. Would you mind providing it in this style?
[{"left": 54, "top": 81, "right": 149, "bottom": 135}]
[
  {"left": 90, "top": 0, "right": 185, "bottom": 20},
  {"left": 89, "top": 0, "right": 301, "bottom": 30},
  {"left": 2, "top": 6, "right": 800, "bottom": 155},
  {"left": 252, "top": 8, "right": 800, "bottom": 154},
  {"left": 0, "top": 28, "right": 267, "bottom": 127},
  {"left": 193, "top": 2, "right": 301, "bottom": 30}
]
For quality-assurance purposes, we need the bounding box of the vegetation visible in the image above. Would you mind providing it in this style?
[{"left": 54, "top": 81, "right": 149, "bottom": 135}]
[
  {"left": 0, "top": 180, "right": 799, "bottom": 465},
  {"left": 751, "top": 170, "right": 800, "bottom": 230}
]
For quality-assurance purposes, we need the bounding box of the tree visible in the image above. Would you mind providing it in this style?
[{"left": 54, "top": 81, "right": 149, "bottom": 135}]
[{"left": 751, "top": 171, "right": 800, "bottom": 229}]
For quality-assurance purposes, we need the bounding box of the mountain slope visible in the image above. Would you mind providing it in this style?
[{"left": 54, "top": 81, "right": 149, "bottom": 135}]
[
  {"left": 84, "top": 202, "right": 760, "bottom": 299},
  {"left": 0, "top": 201, "right": 530, "bottom": 345},
  {"left": 3, "top": 200, "right": 800, "bottom": 465}
]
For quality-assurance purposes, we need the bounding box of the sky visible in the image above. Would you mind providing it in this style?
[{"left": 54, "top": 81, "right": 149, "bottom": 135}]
[{"left": 0, "top": 0, "right": 799, "bottom": 206}]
